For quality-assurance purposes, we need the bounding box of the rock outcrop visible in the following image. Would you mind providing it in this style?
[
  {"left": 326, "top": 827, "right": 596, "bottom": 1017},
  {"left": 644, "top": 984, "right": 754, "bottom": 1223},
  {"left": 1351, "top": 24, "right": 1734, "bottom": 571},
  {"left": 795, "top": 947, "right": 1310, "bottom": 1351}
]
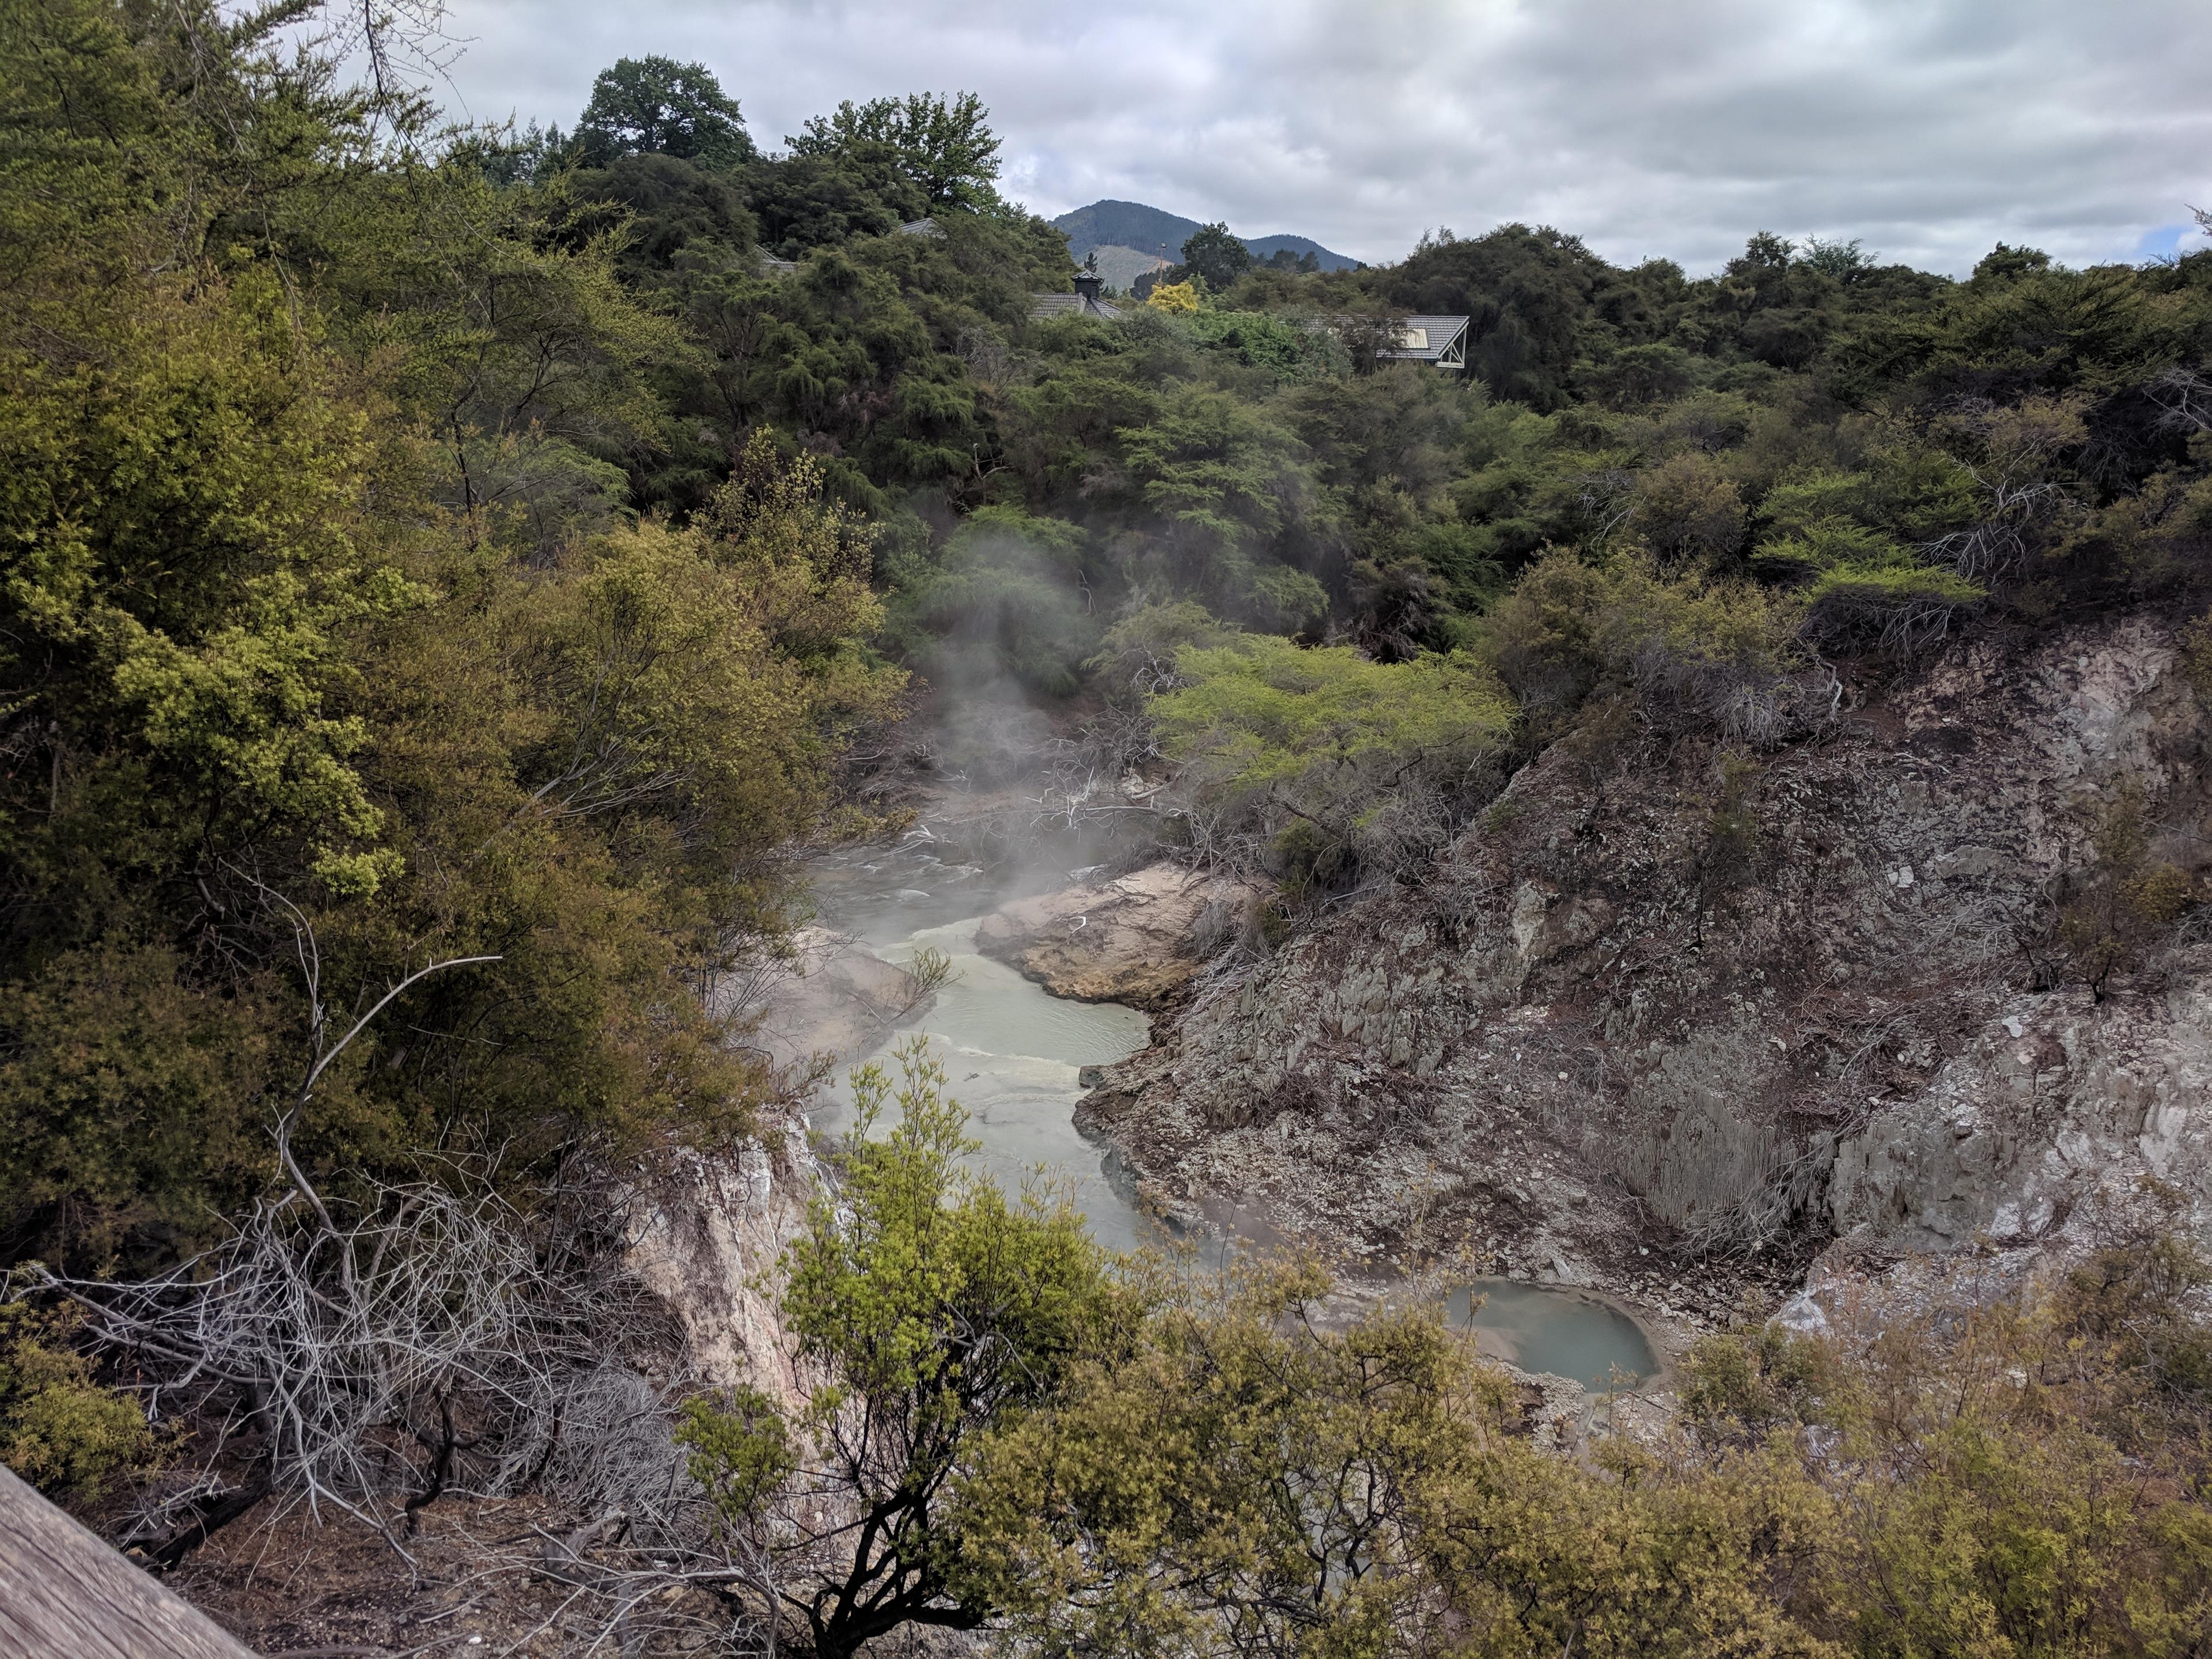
[
  {"left": 622, "top": 1109, "right": 819, "bottom": 1402},
  {"left": 1078, "top": 615, "right": 2212, "bottom": 1300},
  {"left": 628, "top": 928, "right": 927, "bottom": 1397},
  {"left": 974, "top": 863, "right": 1260, "bottom": 1011},
  {"left": 731, "top": 924, "right": 934, "bottom": 1069},
  {"left": 1826, "top": 964, "right": 2212, "bottom": 1251}
]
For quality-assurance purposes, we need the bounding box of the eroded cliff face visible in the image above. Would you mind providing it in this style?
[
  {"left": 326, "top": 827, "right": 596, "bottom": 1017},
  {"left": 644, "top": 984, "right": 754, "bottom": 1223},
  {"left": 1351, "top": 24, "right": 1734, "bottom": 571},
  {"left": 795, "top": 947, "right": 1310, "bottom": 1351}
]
[
  {"left": 624, "top": 927, "right": 932, "bottom": 1398},
  {"left": 1827, "top": 961, "right": 2212, "bottom": 1251},
  {"left": 622, "top": 1112, "right": 819, "bottom": 1402},
  {"left": 1078, "top": 614, "right": 2212, "bottom": 1301}
]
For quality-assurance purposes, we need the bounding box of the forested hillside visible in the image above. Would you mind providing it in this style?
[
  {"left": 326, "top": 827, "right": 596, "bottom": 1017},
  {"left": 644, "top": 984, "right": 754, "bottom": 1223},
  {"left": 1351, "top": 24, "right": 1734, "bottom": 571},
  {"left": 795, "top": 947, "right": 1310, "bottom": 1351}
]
[{"left": 5, "top": 4, "right": 2212, "bottom": 1654}]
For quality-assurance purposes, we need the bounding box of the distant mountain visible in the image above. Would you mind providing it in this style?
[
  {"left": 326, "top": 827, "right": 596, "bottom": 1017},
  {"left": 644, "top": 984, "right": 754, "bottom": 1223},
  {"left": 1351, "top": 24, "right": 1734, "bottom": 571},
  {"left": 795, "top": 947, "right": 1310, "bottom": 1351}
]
[
  {"left": 1246, "top": 233, "right": 1354, "bottom": 268},
  {"left": 1052, "top": 199, "right": 1359, "bottom": 273}
]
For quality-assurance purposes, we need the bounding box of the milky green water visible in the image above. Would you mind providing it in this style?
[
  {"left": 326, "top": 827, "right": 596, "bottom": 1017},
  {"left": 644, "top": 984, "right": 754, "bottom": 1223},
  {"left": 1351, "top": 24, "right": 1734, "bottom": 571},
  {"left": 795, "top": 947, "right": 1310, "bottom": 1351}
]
[
  {"left": 809, "top": 910, "right": 1159, "bottom": 1256},
  {"left": 1445, "top": 1279, "right": 1658, "bottom": 1390},
  {"left": 806, "top": 834, "right": 1661, "bottom": 1383}
]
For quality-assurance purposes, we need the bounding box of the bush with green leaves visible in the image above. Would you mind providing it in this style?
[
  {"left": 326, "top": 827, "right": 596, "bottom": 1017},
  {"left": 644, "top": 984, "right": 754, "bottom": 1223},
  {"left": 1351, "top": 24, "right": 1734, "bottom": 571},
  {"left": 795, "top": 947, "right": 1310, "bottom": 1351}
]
[
  {"left": 0, "top": 6, "right": 903, "bottom": 1267},
  {"left": 1482, "top": 548, "right": 1809, "bottom": 748},
  {"left": 880, "top": 506, "right": 1098, "bottom": 697},
  {"left": 0, "top": 1303, "right": 153, "bottom": 1498},
  {"left": 1152, "top": 636, "right": 1517, "bottom": 890},
  {"left": 1176, "top": 307, "right": 1343, "bottom": 380},
  {"left": 675, "top": 1041, "right": 1128, "bottom": 1659}
]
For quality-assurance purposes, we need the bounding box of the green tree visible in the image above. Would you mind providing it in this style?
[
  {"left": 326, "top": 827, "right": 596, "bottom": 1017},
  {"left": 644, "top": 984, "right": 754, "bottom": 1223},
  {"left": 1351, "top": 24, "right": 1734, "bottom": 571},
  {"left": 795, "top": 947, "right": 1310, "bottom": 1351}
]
[
  {"left": 1181, "top": 220, "right": 1253, "bottom": 290},
  {"left": 787, "top": 92, "right": 1003, "bottom": 210},
  {"left": 1154, "top": 637, "right": 1517, "bottom": 888},
  {"left": 1114, "top": 385, "right": 1328, "bottom": 627},
  {"left": 680, "top": 1041, "right": 1126, "bottom": 1659},
  {"left": 1797, "top": 236, "right": 1876, "bottom": 281},
  {"left": 1973, "top": 242, "right": 2054, "bottom": 284},
  {"left": 961, "top": 1260, "right": 1498, "bottom": 1657},
  {"left": 0, "top": 3, "right": 900, "bottom": 1266},
  {"left": 574, "top": 55, "right": 756, "bottom": 168}
]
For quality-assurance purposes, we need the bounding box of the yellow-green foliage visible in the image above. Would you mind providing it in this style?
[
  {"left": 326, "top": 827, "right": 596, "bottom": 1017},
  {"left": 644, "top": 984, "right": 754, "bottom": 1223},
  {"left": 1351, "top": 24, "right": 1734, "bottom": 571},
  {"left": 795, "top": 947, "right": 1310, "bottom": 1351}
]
[
  {"left": 1677, "top": 1237, "right": 2212, "bottom": 1657},
  {"left": 958, "top": 1235, "right": 2212, "bottom": 1658},
  {"left": 959, "top": 1259, "right": 1841, "bottom": 1659},
  {"left": 676, "top": 1385, "right": 794, "bottom": 1532},
  {"left": 1177, "top": 308, "right": 1343, "bottom": 380},
  {"left": 1745, "top": 432, "right": 2064, "bottom": 650},
  {"left": 959, "top": 1259, "right": 1509, "bottom": 1657},
  {"left": 1483, "top": 548, "right": 1804, "bottom": 744},
  {"left": 1755, "top": 513, "right": 1986, "bottom": 642},
  {"left": 0, "top": 3, "right": 901, "bottom": 1266},
  {"left": 677, "top": 1054, "right": 2212, "bottom": 1659},
  {"left": 781, "top": 1041, "right": 1118, "bottom": 1407},
  {"left": 678, "top": 1041, "right": 1129, "bottom": 1654},
  {"left": 0, "top": 1303, "right": 153, "bottom": 1498},
  {"left": 1087, "top": 599, "right": 1239, "bottom": 706},
  {"left": 1153, "top": 636, "right": 1516, "bottom": 886}
]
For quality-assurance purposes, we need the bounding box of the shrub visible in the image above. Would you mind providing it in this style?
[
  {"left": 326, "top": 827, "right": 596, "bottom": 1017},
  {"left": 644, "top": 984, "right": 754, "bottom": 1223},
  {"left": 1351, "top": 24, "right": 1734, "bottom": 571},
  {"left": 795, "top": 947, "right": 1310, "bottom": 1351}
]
[
  {"left": 1084, "top": 599, "right": 1235, "bottom": 706},
  {"left": 1152, "top": 636, "right": 1516, "bottom": 889},
  {"left": 679, "top": 1041, "right": 1125, "bottom": 1658},
  {"left": 2043, "top": 784, "right": 2199, "bottom": 998},
  {"left": 1628, "top": 451, "right": 1748, "bottom": 565},
  {"left": 1176, "top": 308, "right": 1340, "bottom": 380},
  {"left": 1755, "top": 516, "right": 1986, "bottom": 656},
  {"left": 0, "top": 1303, "right": 153, "bottom": 1498},
  {"left": 1678, "top": 1324, "right": 1845, "bottom": 1448},
  {"left": 882, "top": 506, "right": 1097, "bottom": 697},
  {"left": 1483, "top": 548, "right": 1808, "bottom": 747}
]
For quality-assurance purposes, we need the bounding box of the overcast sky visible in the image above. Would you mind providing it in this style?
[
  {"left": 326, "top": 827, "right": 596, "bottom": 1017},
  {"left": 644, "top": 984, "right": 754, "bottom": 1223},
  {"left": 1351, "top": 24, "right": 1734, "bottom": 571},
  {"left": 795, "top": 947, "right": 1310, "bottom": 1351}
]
[{"left": 423, "top": 0, "right": 2212, "bottom": 276}]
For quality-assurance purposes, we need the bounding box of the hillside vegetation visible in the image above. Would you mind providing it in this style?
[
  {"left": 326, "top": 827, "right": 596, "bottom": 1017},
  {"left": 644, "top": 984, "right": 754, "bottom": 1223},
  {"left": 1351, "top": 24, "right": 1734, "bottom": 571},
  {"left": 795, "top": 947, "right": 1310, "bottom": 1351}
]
[{"left": 3, "top": 4, "right": 2210, "bottom": 1654}]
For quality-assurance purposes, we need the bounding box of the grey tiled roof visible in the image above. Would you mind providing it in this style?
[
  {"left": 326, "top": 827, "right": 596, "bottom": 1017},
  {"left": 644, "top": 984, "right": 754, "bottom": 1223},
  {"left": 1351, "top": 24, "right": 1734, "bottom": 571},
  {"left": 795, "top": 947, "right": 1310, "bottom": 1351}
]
[
  {"left": 1029, "top": 291, "right": 1125, "bottom": 320},
  {"left": 1377, "top": 315, "right": 1470, "bottom": 363},
  {"left": 897, "top": 216, "right": 946, "bottom": 238}
]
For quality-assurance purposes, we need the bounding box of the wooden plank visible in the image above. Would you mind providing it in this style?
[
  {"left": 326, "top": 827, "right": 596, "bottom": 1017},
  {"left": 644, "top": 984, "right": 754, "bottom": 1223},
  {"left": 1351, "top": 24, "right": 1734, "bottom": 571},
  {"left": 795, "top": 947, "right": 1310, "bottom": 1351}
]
[{"left": 0, "top": 1462, "right": 258, "bottom": 1658}]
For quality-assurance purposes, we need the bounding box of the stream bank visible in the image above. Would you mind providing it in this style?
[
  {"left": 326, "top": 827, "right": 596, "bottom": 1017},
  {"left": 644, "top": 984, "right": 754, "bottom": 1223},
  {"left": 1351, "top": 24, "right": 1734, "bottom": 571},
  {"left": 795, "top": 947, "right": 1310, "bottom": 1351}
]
[{"left": 779, "top": 818, "right": 1679, "bottom": 1425}]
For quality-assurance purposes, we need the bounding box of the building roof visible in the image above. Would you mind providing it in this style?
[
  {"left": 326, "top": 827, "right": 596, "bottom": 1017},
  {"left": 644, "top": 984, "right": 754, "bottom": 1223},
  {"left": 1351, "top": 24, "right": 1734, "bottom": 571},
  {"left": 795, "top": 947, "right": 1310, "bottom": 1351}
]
[
  {"left": 1029, "top": 290, "right": 1125, "bottom": 321},
  {"left": 1, "top": 1463, "right": 257, "bottom": 1658},
  {"left": 896, "top": 216, "right": 946, "bottom": 238},
  {"left": 1376, "top": 315, "right": 1470, "bottom": 367}
]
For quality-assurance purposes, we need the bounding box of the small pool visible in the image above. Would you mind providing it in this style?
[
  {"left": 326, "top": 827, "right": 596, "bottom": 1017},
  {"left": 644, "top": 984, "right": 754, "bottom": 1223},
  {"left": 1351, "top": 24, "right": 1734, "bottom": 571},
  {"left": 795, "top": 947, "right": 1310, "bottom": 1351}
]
[{"left": 1445, "top": 1279, "right": 1658, "bottom": 1391}]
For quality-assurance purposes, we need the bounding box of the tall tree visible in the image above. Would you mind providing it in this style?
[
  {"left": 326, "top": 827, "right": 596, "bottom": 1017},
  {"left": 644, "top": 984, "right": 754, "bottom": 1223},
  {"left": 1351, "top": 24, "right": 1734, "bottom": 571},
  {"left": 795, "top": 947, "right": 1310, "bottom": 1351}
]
[
  {"left": 787, "top": 92, "right": 1002, "bottom": 210},
  {"left": 1181, "top": 221, "right": 1252, "bottom": 290},
  {"left": 575, "top": 55, "right": 756, "bottom": 168}
]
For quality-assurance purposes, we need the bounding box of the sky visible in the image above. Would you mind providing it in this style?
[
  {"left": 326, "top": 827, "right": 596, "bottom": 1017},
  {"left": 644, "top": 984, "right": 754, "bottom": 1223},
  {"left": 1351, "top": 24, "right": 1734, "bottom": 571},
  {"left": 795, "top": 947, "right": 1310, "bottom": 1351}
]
[{"left": 418, "top": 0, "right": 2212, "bottom": 276}]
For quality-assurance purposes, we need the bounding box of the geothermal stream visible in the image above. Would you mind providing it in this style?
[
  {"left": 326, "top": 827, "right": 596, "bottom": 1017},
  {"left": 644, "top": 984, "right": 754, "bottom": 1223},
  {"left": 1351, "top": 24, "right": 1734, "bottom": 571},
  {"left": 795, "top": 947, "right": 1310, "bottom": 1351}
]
[
  {"left": 804, "top": 827, "right": 1658, "bottom": 1393},
  {"left": 806, "top": 828, "right": 1158, "bottom": 1255}
]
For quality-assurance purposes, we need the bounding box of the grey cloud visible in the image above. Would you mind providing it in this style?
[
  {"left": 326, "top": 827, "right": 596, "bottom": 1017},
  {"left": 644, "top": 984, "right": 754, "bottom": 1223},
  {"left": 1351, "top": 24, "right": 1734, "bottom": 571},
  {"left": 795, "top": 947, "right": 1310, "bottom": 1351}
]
[{"left": 435, "top": 0, "right": 2212, "bottom": 274}]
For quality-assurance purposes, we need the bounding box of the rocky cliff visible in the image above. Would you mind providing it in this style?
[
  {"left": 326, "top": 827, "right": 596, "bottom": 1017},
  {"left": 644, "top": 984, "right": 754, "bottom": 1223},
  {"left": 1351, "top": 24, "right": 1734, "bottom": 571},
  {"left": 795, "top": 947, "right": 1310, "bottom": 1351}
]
[
  {"left": 1077, "top": 614, "right": 2212, "bottom": 1309},
  {"left": 624, "top": 926, "right": 933, "bottom": 1396}
]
